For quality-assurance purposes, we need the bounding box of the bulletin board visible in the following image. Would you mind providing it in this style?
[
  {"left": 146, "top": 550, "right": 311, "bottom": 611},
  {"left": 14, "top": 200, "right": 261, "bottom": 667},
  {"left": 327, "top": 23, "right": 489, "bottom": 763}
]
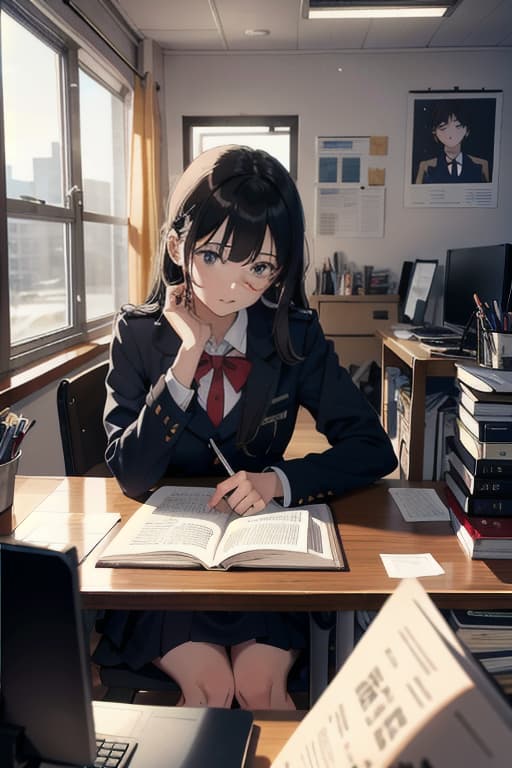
[{"left": 315, "top": 136, "right": 387, "bottom": 238}]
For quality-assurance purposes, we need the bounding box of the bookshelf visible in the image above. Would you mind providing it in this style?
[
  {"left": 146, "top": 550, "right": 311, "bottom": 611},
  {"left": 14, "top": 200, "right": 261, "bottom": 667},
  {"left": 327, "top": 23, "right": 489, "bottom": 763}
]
[{"left": 379, "top": 330, "right": 459, "bottom": 480}]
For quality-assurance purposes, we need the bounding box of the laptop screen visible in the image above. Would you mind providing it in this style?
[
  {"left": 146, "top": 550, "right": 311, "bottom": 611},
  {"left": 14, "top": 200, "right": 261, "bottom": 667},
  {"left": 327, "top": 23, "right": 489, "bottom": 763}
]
[{"left": 0, "top": 542, "right": 96, "bottom": 765}]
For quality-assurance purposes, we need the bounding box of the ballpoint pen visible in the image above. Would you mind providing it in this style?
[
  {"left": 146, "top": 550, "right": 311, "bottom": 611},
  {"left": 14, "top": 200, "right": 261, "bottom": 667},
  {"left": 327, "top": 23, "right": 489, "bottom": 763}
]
[{"left": 208, "top": 438, "right": 235, "bottom": 477}]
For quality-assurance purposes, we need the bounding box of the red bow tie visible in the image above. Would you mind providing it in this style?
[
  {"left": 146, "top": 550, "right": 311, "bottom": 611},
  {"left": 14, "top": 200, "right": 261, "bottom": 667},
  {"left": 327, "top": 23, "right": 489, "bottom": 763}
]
[{"left": 194, "top": 352, "right": 252, "bottom": 427}]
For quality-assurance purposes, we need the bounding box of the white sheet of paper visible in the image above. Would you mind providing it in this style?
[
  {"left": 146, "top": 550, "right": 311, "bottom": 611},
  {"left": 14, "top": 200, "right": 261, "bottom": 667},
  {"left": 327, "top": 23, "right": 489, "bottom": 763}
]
[
  {"left": 389, "top": 487, "right": 450, "bottom": 522},
  {"left": 380, "top": 552, "right": 445, "bottom": 578}
]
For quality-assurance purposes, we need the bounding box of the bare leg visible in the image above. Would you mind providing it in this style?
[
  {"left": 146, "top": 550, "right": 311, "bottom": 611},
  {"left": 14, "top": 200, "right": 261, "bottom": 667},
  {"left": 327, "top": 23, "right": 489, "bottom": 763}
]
[
  {"left": 154, "top": 641, "right": 234, "bottom": 708},
  {"left": 231, "top": 640, "right": 298, "bottom": 710}
]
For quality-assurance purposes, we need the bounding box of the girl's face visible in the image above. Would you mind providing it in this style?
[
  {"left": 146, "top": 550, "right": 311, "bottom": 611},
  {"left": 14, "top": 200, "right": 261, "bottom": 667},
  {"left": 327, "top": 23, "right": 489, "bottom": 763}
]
[
  {"left": 434, "top": 114, "right": 468, "bottom": 150},
  {"left": 188, "top": 221, "right": 280, "bottom": 317}
]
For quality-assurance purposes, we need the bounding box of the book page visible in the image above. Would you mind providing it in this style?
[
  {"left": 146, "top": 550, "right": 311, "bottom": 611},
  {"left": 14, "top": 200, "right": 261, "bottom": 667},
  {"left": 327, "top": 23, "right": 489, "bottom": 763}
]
[
  {"left": 214, "top": 508, "right": 309, "bottom": 565},
  {"left": 97, "top": 487, "right": 230, "bottom": 567},
  {"left": 272, "top": 579, "right": 512, "bottom": 767}
]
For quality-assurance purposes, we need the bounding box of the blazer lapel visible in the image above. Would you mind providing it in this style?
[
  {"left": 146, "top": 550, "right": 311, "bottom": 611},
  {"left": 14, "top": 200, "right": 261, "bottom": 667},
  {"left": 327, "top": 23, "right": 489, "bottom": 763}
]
[{"left": 237, "top": 304, "right": 281, "bottom": 445}]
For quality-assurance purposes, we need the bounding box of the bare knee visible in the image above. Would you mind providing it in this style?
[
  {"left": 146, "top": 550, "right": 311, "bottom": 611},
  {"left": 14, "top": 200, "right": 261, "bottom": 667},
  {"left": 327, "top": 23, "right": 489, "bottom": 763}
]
[
  {"left": 235, "top": 670, "right": 275, "bottom": 709},
  {"left": 155, "top": 642, "right": 235, "bottom": 708}
]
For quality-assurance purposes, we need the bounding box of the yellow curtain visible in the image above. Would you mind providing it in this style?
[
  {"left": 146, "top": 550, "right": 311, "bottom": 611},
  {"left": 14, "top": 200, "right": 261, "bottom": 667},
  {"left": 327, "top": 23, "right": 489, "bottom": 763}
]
[{"left": 128, "top": 72, "right": 161, "bottom": 304}]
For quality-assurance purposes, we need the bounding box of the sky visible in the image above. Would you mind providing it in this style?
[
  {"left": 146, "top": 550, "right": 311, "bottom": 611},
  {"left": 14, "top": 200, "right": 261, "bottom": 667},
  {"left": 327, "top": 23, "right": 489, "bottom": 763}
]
[{"left": 2, "top": 11, "right": 114, "bottom": 185}]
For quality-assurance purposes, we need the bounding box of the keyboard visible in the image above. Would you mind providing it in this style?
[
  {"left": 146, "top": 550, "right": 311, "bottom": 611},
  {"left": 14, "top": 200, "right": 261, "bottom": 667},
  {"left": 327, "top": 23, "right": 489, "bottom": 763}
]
[
  {"left": 411, "top": 325, "right": 458, "bottom": 338},
  {"left": 94, "top": 734, "right": 137, "bottom": 768}
]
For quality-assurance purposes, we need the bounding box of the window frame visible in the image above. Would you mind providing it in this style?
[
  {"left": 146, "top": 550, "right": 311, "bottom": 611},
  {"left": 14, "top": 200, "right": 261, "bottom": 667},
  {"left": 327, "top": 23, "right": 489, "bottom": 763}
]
[
  {"left": 182, "top": 115, "right": 299, "bottom": 180},
  {"left": 0, "top": 0, "right": 131, "bottom": 376}
]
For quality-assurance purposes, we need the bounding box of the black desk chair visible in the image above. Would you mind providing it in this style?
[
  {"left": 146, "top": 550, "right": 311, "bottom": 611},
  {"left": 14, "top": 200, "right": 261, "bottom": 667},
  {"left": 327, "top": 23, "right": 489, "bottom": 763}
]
[
  {"left": 57, "top": 362, "right": 179, "bottom": 701},
  {"left": 57, "top": 361, "right": 111, "bottom": 477}
]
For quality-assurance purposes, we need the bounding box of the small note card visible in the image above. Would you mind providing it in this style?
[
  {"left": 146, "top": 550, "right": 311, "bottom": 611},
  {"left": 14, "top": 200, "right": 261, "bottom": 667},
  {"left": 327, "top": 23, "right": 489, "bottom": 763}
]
[{"left": 380, "top": 553, "right": 445, "bottom": 578}]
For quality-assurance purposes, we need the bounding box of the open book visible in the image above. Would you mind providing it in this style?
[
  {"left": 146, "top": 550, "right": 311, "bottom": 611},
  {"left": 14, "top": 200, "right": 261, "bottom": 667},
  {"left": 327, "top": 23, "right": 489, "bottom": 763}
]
[
  {"left": 272, "top": 578, "right": 512, "bottom": 767},
  {"left": 96, "top": 487, "right": 344, "bottom": 570}
]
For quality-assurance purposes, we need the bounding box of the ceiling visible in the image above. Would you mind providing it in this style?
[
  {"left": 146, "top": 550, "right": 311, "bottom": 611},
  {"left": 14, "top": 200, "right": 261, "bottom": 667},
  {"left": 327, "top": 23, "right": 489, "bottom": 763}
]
[{"left": 112, "top": 0, "right": 512, "bottom": 53}]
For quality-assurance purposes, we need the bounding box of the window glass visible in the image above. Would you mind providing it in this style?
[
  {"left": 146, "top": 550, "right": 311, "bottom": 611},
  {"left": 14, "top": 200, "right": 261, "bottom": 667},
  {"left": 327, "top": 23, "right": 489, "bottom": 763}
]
[
  {"left": 8, "top": 218, "right": 69, "bottom": 344},
  {"left": 192, "top": 126, "right": 291, "bottom": 171},
  {"left": 1, "top": 13, "right": 64, "bottom": 205},
  {"left": 84, "top": 222, "right": 128, "bottom": 321},
  {"left": 79, "top": 69, "right": 127, "bottom": 218}
]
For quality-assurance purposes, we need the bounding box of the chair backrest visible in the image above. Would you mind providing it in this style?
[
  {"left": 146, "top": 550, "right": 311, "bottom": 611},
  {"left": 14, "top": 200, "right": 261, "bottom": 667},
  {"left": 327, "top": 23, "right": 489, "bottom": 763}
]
[{"left": 57, "top": 361, "right": 111, "bottom": 476}]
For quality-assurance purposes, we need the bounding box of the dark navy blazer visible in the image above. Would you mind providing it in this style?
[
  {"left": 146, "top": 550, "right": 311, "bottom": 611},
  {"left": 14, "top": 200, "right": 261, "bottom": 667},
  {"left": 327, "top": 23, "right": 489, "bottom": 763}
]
[{"left": 104, "top": 301, "right": 397, "bottom": 502}]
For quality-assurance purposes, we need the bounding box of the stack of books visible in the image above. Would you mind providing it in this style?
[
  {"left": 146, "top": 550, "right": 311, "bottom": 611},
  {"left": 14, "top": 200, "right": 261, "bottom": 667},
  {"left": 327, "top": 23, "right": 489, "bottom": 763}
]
[
  {"left": 448, "top": 610, "right": 512, "bottom": 678},
  {"left": 445, "top": 363, "right": 512, "bottom": 559},
  {"left": 366, "top": 267, "right": 390, "bottom": 294}
]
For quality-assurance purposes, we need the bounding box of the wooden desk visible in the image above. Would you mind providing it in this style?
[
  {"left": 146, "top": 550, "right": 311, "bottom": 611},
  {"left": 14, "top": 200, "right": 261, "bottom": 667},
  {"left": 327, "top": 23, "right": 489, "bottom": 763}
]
[
  {"left": 250, "top": 711, "right": 302, "bottom": 766},
  {"left": 379, "top": 330, "right": 459, "bottom": 480},
  {"left": 11, "top": 475, "right": 512, "bottom": 612}
]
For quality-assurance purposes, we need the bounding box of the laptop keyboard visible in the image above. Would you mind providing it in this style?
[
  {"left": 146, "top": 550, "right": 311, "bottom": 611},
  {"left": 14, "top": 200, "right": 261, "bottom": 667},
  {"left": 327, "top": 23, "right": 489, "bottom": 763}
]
[
  {"left": 411, "top": 325, "right": 457, "bottom": 337},
  {"left": 94, "top": 734, "right": 137, "bottom": 768}
]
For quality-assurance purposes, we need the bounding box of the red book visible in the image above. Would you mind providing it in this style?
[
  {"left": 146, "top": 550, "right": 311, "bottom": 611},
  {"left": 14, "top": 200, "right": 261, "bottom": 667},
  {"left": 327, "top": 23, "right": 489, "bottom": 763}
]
[{"left": 446, "top": 488, "right": 512, "bottom": 560}]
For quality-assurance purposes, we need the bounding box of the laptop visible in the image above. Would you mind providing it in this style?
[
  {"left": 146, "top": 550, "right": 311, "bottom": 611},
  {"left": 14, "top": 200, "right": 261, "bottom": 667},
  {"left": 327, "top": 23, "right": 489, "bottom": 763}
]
[{"left": 0, "top": 541, "right": 253, "bottom": 768}]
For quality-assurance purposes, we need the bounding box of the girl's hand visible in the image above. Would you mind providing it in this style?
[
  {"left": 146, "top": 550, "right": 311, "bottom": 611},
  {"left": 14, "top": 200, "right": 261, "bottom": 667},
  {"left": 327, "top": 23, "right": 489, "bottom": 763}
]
[
  {"left": 208, "top": 471, "right": 284, "bottom": 516},
  {"left": 163, "top": 284, "right": 211, "bottom": 350}
]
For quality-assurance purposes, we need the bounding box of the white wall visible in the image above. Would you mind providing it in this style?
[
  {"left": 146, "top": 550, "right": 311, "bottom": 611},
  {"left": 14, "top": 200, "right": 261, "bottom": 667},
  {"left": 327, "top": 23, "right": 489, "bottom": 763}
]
[{"left": 162, "top": 48, "right": 512, "bottom": 298}]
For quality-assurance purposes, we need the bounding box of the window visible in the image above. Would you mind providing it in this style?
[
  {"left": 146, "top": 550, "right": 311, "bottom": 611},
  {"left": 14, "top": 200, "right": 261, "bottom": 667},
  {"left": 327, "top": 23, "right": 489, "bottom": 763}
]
[
  {"left": 0, "top": 2, "right": 130, "bottom": 374},
  {"left": 182, "top": 116, "right": 298, "bottom": 178}
]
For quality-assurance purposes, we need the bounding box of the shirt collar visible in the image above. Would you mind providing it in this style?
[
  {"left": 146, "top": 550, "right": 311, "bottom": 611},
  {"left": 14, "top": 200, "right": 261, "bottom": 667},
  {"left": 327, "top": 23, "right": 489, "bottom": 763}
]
[
  {"left": 225, "top": 308, "right": 247, "bottom": 354},
  {"left": 205, "top": 308, "right": 248, "bottom": 355}
]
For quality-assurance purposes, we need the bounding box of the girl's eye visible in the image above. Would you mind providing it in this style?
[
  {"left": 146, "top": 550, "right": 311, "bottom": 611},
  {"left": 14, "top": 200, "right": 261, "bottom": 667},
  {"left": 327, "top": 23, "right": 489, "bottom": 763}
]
[
  {"left": 250, "top": 261, "right": 276, "bottom": 279},
  {"left": 200, "top": 249, "right": 220, "bottom": 265}
]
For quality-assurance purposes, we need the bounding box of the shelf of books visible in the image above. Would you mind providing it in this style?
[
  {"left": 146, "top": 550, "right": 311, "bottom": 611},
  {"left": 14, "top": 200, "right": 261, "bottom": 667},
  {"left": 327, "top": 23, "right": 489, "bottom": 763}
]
[{"left": 444, "top": 363, "right": 512, "bottom": 698}]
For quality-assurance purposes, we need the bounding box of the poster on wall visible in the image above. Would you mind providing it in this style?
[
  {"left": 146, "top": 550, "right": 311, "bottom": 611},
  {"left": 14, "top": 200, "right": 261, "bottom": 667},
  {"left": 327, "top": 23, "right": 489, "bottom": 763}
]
[
  {"left": 315, "top": 136, "right": 385, "bottom": 237},
  {"left": 404, "top": 90, "right": 502, "bottom": 208}
]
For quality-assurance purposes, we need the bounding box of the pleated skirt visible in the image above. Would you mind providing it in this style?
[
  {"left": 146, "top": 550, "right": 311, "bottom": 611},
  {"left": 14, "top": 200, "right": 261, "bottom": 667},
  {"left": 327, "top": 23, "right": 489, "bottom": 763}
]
[{"left": 93, "top": 609, "right": 308, "bottom": 671}]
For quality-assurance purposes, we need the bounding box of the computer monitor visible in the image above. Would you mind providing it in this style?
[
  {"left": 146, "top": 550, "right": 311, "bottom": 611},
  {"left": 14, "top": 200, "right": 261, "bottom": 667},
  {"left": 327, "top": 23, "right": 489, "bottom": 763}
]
[
  {"left": 443, "top": 244, "right": 512, "bottom": 345},
  {"left": 402, "top": 259, "right": 438, "bottom": 324},
  {"left": 0, "top": 542, "right": 96, "bottom": 765}
]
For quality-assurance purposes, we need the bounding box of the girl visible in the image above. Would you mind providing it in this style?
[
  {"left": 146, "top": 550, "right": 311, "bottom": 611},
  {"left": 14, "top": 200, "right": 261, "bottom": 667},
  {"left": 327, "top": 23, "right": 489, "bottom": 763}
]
[{"left": 96, "top": 145, "right": 397, "bottom": 709}]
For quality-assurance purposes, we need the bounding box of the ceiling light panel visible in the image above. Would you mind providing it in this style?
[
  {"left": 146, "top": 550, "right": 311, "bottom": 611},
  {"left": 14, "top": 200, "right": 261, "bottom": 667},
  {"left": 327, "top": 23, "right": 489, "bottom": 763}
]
[{"left": 303, "top": 1, "right": 462, "bottom": 20}]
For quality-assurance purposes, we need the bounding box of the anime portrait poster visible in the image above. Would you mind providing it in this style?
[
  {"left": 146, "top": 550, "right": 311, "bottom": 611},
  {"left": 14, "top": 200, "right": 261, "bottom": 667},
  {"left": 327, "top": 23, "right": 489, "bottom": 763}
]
[{"left": 404, "top": 90, "right": 502, "bottom": 208}]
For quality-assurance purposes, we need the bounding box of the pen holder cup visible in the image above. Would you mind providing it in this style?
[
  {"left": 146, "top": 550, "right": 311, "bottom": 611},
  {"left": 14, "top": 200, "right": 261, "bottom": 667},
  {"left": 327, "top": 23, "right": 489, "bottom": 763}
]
[
  {"left": 0, "top": 450, "right": 21, "bottom": 535},
  {"left": 477, "top": 328, "right": 512, "bottom": 370}
]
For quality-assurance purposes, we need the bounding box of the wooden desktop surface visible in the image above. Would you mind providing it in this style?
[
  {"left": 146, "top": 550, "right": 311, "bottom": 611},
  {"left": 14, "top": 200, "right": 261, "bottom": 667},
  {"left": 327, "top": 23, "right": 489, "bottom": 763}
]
[
  {"left": 250, "top": 712, "right": 303, "bottom": 766},
  {"left": 11, "top": 475, "right": 512, "bottom": 611}
]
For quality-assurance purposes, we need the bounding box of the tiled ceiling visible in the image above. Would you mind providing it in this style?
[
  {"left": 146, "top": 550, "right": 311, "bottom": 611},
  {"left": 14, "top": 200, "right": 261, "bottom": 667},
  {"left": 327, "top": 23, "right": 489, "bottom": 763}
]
[{"left": 112, "top": 0, "right": 512, "bottom": 52}]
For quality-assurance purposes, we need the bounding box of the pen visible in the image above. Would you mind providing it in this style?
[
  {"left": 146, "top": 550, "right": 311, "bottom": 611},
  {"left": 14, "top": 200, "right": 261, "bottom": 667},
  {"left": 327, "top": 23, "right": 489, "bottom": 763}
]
[{"left": 208, "top": 438, "right": 235, "bottom": 477}]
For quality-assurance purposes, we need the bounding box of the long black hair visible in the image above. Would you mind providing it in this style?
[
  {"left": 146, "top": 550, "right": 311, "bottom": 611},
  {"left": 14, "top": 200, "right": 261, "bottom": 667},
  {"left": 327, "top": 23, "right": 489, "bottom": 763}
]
[{"left": 146, "top": 145, "right": 309, "bottom": 364}]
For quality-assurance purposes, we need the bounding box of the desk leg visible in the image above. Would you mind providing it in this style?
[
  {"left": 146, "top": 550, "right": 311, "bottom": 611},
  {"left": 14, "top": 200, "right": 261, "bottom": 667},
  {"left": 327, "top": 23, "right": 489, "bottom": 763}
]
[
  {"left": 335, "top": 610, "right": 355, "bottom": 669},
  {"left": 308, "top": 615, "right": 331, "bottom": 705},
  {"left": 408, "top": 359, "right": 426, "bottom": 481}
]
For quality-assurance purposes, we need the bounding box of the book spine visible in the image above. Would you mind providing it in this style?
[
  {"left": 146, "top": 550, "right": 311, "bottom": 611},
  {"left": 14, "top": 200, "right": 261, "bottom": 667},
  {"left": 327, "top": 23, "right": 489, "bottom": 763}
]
[
  {"left": 469, "top": 496, "right": 512, "bottom": 517},
  {"left": 473, "top": 477, "right": 512, "bottom": 495},
  {"left": 448, "top": 435, "right": 512, "bottom": 477},
  {"left": 480, "top": 423, "right": 512, "bottom": 442}
]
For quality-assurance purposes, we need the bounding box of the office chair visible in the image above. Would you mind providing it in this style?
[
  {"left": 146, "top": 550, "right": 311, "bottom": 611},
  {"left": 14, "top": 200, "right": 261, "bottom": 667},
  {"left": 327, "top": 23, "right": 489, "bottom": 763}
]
[{"left": 57, "top": 361, "right": 112, "bottom": 477}]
